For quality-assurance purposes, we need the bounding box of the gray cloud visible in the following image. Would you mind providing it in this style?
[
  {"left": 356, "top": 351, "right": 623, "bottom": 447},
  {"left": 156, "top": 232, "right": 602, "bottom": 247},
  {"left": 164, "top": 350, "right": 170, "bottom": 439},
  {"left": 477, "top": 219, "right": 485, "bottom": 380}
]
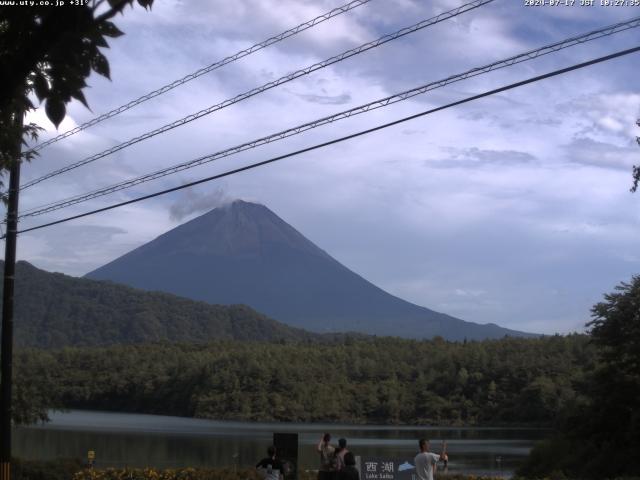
[
  {"left": 296, "top": 92, "right": 352, "bottom": 105},
  {"left": 428, "top": 147, "right": 537, "bottom": 169},
  {"left": 523, "top": 116, "right": 562, "bottom": 127},
  {"left": 401, "top": 128, "right": 426, "bottom": 136},
  {"left": 565, "top": 138, "right": 638, "bottom": 171},
  {"left": 20, "top": 225, "right": 129, "bottom": 276},
  {"left": 169, "top": 186, "right": 232, "bottom": 221},
  {"left": 460, "top": 110, "right": 561, "bottom": 128}
]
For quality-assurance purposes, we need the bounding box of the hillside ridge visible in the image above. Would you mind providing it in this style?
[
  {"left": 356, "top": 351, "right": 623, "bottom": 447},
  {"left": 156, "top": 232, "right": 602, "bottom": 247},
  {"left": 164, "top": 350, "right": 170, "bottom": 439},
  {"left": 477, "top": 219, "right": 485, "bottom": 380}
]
[{"left": 0, "top": 259, "right": 322, "bottom": 348}]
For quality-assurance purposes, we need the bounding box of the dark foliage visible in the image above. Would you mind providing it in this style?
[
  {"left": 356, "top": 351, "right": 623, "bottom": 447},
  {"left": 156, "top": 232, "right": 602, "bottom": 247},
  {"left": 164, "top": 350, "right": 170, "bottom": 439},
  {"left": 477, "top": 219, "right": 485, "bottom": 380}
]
[
  {"left": 0, "top": 0, "right": 153, "bottom": 187},
  {"left": 11, "top": 457, "right": 84, "bottom": 480},
  {"left": 518, "top": 275, "right": 640, "bottom": 478},
  {"left": 14, "top": 335, "right": 593, "bottom": 426},
  {"left": 1, "top": 261, "right": 320, "bottom": 350},
  {"left": 634, "top": 120, "right": 640, "bottom": 192}
]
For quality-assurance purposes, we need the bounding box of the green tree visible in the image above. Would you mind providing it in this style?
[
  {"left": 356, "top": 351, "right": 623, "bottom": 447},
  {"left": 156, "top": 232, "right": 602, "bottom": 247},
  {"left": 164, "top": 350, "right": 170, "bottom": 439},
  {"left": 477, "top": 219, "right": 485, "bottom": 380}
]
[
  {"left": 634, "top": 119, "right": 640, "bottom": 192},
  {"left": 581, "top": 275, "right": 640, "bottom": 474},
  {"left": 0, "top": 1, "right": 154, "bottom": 424},
  {"left": 518, "top": 376, "right": 559, "bottom": 423},
  {"left": 0, "top": 0, "right": 154, "bottom": 185},
  {"left": 519, "top": 275, "right": 640, "bottom": 478}
]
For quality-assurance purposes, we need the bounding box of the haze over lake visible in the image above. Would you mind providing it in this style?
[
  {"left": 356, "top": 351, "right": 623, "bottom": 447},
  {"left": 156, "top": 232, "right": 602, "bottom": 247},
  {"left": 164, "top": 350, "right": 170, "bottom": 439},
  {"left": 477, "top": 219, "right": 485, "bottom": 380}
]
[{"left": 15, "top": 410, "right": 547, "bottom": 477}]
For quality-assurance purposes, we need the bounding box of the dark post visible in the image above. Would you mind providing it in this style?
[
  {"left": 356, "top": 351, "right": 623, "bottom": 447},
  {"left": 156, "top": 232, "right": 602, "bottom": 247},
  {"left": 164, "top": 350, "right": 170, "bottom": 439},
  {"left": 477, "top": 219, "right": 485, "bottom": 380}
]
[
  {"left": 273, "top": 432, "right": 298, "bottom": 480},
  {"left": 0, "top": 115, "right": 22, "bottom": 480}
]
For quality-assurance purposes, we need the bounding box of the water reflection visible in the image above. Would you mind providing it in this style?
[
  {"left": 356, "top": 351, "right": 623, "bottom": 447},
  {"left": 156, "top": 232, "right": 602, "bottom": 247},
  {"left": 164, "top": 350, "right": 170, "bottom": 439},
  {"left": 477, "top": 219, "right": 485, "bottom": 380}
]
[{"left": 14, "top": 410, "right": 547, "bottom": 476}]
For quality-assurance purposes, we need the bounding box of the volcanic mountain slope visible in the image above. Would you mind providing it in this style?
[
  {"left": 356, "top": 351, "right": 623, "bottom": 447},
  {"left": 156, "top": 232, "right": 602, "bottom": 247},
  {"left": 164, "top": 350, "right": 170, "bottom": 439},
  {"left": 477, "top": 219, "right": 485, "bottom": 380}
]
[
  {"left": 1, "top": 260, "right": 319, "bottom": 348},
  {"left": 86, "top": 200, "right": 533, "bottom": 340}
]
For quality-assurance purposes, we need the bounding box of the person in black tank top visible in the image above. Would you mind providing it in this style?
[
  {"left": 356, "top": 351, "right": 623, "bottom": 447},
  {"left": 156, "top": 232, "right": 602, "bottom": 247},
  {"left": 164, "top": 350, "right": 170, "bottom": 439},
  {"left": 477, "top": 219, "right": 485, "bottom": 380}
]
[{"left": 338, "top": 452, "right": 359, "bottom": 480}]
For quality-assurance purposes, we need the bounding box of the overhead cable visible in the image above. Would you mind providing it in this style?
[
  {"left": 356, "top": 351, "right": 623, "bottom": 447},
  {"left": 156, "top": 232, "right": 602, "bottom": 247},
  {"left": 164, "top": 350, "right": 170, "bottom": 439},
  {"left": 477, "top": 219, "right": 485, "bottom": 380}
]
[
  {"left": 20, "top": 0, "right": 495, "bottom": 191},
  {"left": 18, "top": 15, "right": 640, "bottom": 219},
  {"left": 27, "top": 0, "right": 373, "bottom": 153},
  {"left": 10, "top": 44, "right": 640, "bottom": 238}
]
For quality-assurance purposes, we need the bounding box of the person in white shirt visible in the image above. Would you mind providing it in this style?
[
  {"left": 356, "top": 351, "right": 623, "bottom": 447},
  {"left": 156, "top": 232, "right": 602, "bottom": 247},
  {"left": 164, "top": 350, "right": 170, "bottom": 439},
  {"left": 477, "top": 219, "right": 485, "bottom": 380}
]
[{"left": 414, "top": 439, "right": 447, "bottom": 480}]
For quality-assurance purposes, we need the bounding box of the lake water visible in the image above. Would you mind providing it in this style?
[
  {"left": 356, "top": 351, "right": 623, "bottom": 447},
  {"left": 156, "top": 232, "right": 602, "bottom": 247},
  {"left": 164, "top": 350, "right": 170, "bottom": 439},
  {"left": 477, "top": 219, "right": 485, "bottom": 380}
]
[{"left": 14, "top": 410, "right": 547, "bottom": 477}]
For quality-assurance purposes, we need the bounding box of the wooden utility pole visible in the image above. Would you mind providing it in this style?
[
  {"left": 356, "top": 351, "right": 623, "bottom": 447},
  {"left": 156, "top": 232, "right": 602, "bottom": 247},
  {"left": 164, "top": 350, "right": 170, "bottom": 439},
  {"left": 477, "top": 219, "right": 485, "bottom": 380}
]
[{"left": 0, "top": 113, "right": 23, "bottom": 480}]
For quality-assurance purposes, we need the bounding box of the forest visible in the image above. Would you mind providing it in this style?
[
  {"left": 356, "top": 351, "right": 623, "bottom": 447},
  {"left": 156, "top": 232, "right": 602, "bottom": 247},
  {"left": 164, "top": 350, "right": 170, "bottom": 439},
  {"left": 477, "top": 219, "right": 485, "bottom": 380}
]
[
  {"left": 9, "top": 275, "right": 640, "bottom": 479},
  {"left": 14, "top": 334, "right": 593, "bottom": 426}
]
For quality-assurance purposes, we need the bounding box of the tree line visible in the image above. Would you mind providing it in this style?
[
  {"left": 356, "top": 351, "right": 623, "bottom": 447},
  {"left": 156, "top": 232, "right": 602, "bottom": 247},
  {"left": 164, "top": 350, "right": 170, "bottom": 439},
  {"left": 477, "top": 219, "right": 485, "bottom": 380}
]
[{"left": 13, "top": 334, "right": 594, "bottom": 427}]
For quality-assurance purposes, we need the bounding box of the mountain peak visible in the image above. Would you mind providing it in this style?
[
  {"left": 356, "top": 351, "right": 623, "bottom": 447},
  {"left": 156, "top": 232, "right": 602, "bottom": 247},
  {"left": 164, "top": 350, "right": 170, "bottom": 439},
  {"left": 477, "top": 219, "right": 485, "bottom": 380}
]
[
  {"left": 162, "top": 200, "right": 331, "bottom": 260},
  {"left": 86, "top": 202, "right": 534, "bottom": 340},
  {"left": 229, "top": 198, "right": 263, "bottom": 208},
  {"left": 203, "top": 199, "right": 265, "bottom": 215}
]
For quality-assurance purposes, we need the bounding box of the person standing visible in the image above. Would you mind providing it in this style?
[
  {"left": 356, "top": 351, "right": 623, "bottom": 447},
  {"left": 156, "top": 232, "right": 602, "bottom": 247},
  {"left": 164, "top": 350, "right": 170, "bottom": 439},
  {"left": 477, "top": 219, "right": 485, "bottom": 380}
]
[
  {"left": 338, "top": 452, "right": 360, "bottom": 480},
  {"left": 334, "top": 438, "right": 349, "bottom": 472},
  {"left": 317, "top": 433, "right": 335, "bottom": 480},
  {"left": 414, "top": 439, "right": 447, "bottom": 480},
  {"left": 256, "top": 445, "right": 284, "bottom": 480}
]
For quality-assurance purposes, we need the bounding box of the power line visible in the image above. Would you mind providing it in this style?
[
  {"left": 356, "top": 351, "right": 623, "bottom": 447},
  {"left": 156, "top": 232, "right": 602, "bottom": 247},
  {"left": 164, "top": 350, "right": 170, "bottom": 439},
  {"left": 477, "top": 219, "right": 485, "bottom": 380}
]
[
  {"left": 18, "top": 15, "right": 640, "bottom": 219},
  {"left": 11, "top": 45, "right": 640, "bottom": 238},
  {"left": 20, "top": 0, "right": 495, "bottom": 191},
  {"left": 27, "top": 0, "right": 373, "bottom": 154}
]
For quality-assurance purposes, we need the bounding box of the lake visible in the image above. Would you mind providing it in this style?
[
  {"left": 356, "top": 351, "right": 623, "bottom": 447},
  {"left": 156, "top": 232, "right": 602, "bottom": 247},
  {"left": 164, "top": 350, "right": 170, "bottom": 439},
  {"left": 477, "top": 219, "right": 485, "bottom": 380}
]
[{"left": 14, "top": 410, "right": 548, "bottom": 477}]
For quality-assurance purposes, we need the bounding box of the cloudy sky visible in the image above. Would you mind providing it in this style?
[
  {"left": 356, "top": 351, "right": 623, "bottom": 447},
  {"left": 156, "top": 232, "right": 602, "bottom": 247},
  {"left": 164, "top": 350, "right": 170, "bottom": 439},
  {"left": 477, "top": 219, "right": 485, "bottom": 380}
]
[{"left": 9, "top": 0, "right": 640, "bottom": 334}]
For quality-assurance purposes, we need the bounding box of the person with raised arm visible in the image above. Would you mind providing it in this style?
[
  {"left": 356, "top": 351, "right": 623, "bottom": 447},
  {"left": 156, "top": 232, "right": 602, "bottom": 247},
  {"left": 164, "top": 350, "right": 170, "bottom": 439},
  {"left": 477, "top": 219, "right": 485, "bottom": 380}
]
[
  {"left": 414, "top": 439, "right": 447, "bottom": 480},
  {"left": 317, "top": 433, "right": 336, "bottom": 480}
]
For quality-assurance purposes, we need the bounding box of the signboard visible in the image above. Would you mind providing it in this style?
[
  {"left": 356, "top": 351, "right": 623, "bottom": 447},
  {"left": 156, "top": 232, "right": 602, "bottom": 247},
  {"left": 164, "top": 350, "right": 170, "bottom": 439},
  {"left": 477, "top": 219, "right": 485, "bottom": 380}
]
[{"left": 356, "top": 457, "right": 418, "bottom": 480}]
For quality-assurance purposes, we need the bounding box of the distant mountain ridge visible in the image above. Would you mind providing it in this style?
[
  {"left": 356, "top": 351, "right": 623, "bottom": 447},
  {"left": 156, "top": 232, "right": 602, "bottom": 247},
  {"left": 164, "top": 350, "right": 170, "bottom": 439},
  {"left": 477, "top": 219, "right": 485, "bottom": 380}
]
[
  {"left": 86, "top": 200, "right": 533, "bottom": 340},
  {"left": 0, "top": 260, "right": 320, "bottom": 348}
]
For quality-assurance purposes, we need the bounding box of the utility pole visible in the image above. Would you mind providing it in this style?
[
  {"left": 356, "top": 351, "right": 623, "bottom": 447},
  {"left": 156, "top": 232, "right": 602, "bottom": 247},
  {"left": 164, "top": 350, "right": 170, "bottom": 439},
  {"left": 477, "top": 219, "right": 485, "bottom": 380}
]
[{"left": 0, "top": 112, "right": 23, "bottom": 480}]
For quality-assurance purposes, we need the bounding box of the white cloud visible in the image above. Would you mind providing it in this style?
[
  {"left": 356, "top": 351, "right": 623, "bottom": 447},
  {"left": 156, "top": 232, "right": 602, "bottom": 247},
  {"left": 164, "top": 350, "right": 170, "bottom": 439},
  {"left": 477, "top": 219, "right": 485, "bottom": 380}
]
[
  {"left": 25, "top": 108, "right": 77, "bottom": 135},
  {"left": 9, "top": 0, "right": 640, "bottom": 334}
]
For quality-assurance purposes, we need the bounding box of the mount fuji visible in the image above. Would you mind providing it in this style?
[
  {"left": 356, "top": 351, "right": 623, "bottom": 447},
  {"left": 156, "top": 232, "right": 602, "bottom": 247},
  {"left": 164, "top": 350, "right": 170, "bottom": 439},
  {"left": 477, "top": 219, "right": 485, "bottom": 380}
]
[{"left": 86, "top": 200, "right": 532, "bottom": 340}]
